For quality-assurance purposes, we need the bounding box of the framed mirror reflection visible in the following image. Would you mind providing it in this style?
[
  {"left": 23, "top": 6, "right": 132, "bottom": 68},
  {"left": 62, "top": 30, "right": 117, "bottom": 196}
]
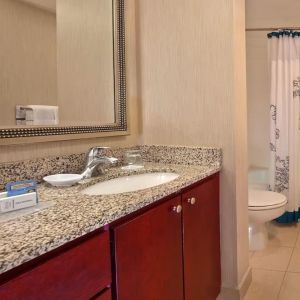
[{"left": 0, "top": 0, "right": 127, "bottom": 140}]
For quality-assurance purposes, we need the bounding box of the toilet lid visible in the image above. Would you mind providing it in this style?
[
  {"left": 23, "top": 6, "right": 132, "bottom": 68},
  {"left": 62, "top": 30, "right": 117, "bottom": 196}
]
[{"left": 249, "top": 189, "right": 287, "bottom": 207}]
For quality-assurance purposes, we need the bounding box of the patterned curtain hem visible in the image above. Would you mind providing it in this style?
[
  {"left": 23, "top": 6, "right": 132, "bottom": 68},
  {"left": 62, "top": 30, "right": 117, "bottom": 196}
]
[{"left": 276, "top": 210, "right": 300, "bottom": 223}]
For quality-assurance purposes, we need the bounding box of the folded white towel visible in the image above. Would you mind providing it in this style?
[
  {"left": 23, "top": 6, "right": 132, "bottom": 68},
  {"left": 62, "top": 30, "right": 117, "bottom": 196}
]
[{"left": 16, "top": 105, "right": 59, "bottom": 126}]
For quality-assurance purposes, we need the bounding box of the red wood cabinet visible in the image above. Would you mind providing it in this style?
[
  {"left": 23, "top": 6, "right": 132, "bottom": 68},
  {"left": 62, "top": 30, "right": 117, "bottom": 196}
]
[
  {"left": 93, "top": 288, "right": 112, "bottom": 300},
  {"left": 113, "top": 196, "right": 184, "bottom": 300},
  {"left": 182, "top": 174, "right": 221, "bottom": 300},
  {"left": 112, "top": 174, "right": 220, "bottom": 300},
  {"left": 0, "top": 231, "right": 111, "bottom": 300}
]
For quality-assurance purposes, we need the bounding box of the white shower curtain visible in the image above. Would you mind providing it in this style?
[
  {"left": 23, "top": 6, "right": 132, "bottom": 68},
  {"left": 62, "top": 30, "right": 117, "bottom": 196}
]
[{"left": 269, "top": 31, "right": 300, "bottom": 222}]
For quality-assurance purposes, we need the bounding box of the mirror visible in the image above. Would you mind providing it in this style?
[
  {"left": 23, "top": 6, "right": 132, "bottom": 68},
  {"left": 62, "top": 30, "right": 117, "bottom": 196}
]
[{"left": 0, "top": 0, "right": 127, "bottom": 140}]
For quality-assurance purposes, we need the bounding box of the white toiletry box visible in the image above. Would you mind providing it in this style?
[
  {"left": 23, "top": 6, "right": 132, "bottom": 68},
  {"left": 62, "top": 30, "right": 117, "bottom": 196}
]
[{"left": 0, "top": 192, "right": 38, "bottom": 213}]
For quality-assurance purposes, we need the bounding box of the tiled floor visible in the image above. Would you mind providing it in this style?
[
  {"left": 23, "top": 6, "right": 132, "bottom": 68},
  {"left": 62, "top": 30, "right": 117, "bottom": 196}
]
[{"left": 245, "top": 221, "right": 300, "bottom": 300}]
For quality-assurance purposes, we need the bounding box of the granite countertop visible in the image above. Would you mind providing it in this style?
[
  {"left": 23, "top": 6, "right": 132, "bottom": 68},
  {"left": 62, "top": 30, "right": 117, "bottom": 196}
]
[{"left": 0, "top": 162, "right": 220, "bottom": 275}]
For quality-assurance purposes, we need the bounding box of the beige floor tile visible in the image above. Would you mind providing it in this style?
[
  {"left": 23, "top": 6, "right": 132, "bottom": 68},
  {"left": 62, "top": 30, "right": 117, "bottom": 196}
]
[
  {"left": 288, "top": 248, "right": 300, "bottom": 272},
  {"left": 244, "top": 269, "right": 285, "bottom": 300},
  {"left": 250, "top": 246, "right": 293, "bottom": 271},
  {"left": 268, "top": 222, "right": 299, "bottom": 247},
  {"left": 294, "top": 230, "right": 300, "bottom": 248},
  {"left": 278, "top": 272, "right": 300, "bottom": 300}
]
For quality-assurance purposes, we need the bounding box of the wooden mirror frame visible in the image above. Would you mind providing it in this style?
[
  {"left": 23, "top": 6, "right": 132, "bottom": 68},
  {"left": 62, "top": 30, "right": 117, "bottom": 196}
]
[{"left": 0, "top": 0, "right": 127, "bottom": 144}]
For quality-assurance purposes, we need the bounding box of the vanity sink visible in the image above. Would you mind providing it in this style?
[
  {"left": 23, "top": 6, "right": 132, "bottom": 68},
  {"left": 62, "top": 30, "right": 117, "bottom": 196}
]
[{"left": 81, "top": 172, "right": 179, "bottom": 195}]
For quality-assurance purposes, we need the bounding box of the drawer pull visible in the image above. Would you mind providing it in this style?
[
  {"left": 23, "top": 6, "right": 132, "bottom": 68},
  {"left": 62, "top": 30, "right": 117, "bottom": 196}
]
[
  {"left": 172, "top": 205, "right": 182, "bottom": 214},
  {"left": 188, "top": 197, "right": 197, "bottom": 205}
]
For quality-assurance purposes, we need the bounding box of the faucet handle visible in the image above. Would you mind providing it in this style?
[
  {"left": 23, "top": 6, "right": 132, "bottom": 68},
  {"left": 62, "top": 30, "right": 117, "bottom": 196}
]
[
  {"left": 88, "top": 147, "right": 110, "bottom": 158},
  {"left": 85, "top": 147, "right": 111, "bottom": 167},
  {"left": 106, "top": 157, "right": 118, "bottom": 164}
]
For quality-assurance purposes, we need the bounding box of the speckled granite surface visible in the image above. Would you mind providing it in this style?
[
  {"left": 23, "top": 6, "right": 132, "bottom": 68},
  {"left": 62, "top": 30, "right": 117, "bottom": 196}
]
[
  {"left": 0, "top": 148, "right": 126, "bottom": 190},
  {"left": 0, "top": 146, "right": 222, "bottom": 275},
  {"left": 0, "top": 145, "right": 221, "bottom": 190},
  {"left": 140, "top": 145, "right": 222, "bottom": 166}
]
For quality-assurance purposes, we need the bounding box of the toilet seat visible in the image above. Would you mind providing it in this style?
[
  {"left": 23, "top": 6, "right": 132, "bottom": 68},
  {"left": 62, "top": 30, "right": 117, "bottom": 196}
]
[{"left": 248, "top": 189, "right": 287, "bottom": 211}]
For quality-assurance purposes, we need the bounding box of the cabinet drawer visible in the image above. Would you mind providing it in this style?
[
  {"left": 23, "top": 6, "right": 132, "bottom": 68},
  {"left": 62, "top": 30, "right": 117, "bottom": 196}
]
[{"left": 0, "top": 231, "right": 111, "bottom": 300}]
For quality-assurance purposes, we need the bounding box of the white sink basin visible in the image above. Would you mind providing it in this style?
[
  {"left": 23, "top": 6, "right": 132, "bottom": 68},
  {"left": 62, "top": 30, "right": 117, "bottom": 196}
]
[{"left": 81, "top": 172, "right": 179, "bottom": 195}]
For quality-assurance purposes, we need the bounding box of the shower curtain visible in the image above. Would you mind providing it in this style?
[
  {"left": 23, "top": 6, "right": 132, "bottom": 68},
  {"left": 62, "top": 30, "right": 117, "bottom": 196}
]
[{"left": 268, "top": 31, "right": 300, "bottom": 223}]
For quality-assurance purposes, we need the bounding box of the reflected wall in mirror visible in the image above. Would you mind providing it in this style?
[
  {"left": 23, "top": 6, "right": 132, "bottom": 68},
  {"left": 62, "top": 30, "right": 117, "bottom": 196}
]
[{"left": 0, "top": 0, "right": 127, "bottom": 139}]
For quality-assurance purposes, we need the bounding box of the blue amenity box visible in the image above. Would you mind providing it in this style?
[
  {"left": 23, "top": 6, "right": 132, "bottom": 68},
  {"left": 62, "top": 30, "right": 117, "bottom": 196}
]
[{"left": 5, "top": 180, "right": 37, "bottom": 197}]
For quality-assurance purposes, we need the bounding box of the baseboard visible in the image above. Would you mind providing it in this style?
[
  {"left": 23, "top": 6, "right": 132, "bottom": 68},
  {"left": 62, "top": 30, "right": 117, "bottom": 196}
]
[
  {"left": 217, "top": 267, "right": 252, "bottom": 300},
  {"left": 238, "top": 267, "right": 252, "bottom": 299}
]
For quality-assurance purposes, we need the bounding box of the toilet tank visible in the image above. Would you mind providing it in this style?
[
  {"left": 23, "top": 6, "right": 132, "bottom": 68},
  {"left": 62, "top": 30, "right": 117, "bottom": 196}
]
[{"left": 248, "top": 167, "right": 269, "bottom": 190}]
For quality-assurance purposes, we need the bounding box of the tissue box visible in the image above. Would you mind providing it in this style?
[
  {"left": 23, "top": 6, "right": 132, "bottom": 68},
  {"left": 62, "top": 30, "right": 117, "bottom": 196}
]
[{"left": 0, "top": 192, "right": 38, "bottom": 213}]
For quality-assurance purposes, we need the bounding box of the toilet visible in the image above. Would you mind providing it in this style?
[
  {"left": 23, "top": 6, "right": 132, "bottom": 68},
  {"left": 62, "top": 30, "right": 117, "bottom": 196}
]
[{"left": 248, "top": 167, "right": 287, "bottom": 251}]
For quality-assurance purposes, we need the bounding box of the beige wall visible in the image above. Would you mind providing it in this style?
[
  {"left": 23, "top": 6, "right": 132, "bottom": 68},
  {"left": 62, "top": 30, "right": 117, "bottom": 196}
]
[
  {"left": 137, "top": 0, "right": 249, "bottom": 297},
  {"left": 246, "top": 0, "right": 300, "bottom": 168},
  {"left": 0, "top": 0, "right": 140, "bottom": 162},
  {"left": 246, "top": 31, "right": 270, "bottom": 168},
  {"left": 57, "top": 0, "right": 115, "bottom": 125},
  {"left": 0, "top": 0, "right": 57, "bottom": 126},
  {"left": 19, "top": 0, "right": 56, "bottom": 12},
  {"left": 246, "top": 0, "right": 300, "bottom": 29}
]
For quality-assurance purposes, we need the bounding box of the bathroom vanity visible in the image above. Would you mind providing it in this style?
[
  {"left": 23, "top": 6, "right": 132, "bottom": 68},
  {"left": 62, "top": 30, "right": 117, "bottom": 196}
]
[
  {"left": 0, "top": 174, "right": 220, "bottom": 300},
  {"left": 0, "top": 146, "right": 222, "bottom": 300}
]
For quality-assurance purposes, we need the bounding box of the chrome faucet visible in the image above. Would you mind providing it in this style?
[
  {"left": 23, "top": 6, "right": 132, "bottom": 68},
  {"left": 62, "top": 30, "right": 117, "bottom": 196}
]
[{"left": 81, "top": 147, "right": 118, "bottom": 179}]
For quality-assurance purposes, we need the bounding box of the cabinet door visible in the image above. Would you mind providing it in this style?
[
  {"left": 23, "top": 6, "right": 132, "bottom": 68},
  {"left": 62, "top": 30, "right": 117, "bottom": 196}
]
[
  {"left": 113, "top": 196, "right": 184, "bottom": 300},
  {"left": 182, "top": 174, "right": 221, "bottom": 300}
]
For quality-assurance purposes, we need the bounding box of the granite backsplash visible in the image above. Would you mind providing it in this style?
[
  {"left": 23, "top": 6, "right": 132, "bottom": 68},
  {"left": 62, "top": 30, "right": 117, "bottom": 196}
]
[{"left": 0, "top": 145, "right": 222, "bottom": 190}]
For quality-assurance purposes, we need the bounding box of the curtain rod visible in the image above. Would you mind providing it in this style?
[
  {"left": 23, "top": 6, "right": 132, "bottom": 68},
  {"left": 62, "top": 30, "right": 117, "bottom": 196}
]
[{"left": 246, "top": 27, "right": 300, "bottom": 32}]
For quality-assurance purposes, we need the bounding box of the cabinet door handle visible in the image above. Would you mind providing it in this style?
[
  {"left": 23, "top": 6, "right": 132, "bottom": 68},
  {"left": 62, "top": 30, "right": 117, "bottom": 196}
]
[
  {"left": 172, "top": 205, "right": 182, "bottom": 214},
  {"left": 188, "top": 197, "right": 197, "bottom": 205}
]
